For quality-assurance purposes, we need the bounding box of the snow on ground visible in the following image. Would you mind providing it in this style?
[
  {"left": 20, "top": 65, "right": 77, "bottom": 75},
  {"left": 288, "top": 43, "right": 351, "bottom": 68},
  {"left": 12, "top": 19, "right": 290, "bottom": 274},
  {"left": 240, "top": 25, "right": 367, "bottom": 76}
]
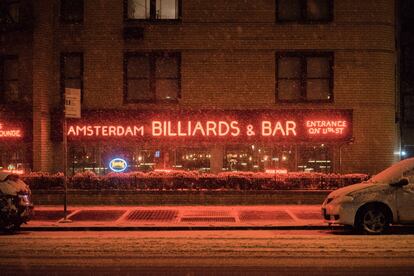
[{"left": 1, "top": 230, "right": 414, "bottom": 260}]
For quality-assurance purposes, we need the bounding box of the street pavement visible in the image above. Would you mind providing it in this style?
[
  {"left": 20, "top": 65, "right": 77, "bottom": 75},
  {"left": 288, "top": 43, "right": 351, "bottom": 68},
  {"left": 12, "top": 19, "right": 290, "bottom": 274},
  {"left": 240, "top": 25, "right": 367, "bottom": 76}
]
[
  {"left": 24, "top": 205, "right": 325, "bottom": 230},
  {"left": 1, "top": 230, "right": 414, "bottom": 275}
]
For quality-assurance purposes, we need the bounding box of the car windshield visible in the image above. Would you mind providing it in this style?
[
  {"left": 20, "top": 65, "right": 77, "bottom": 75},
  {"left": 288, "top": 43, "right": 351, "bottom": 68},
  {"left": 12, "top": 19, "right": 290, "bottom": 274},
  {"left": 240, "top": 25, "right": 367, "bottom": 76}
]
[{"left": 369, "top": 158, "right": 414, "bottom": 184}]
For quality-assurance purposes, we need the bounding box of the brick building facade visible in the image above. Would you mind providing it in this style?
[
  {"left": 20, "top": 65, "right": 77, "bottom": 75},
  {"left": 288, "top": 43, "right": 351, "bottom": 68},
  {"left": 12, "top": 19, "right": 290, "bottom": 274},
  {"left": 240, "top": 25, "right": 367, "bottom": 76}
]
[{"left": 0, "top": 0, "right": 399, "bottom": 175}]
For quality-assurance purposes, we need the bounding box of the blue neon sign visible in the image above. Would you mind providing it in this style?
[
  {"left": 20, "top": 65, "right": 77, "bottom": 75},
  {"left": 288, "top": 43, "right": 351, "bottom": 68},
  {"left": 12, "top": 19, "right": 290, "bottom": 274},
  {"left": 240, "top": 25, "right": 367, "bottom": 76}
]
[{"left": 109, "top": 158, "right": 128, "bottom": 172}]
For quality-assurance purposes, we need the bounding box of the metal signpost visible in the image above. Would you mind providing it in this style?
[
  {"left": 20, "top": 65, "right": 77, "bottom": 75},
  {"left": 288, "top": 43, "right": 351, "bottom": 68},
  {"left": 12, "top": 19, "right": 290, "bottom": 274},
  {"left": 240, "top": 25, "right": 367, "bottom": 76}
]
[{"left": 60, "top": 88, "right": 81, "bottom": 223}]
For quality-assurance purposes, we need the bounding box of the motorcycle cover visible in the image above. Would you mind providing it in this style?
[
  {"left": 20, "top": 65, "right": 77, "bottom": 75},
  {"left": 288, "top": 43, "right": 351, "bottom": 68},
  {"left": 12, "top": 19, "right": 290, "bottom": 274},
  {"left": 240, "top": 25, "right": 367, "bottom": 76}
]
[{"left": 0, "top": 172, "right": 30, "bottom": 196}]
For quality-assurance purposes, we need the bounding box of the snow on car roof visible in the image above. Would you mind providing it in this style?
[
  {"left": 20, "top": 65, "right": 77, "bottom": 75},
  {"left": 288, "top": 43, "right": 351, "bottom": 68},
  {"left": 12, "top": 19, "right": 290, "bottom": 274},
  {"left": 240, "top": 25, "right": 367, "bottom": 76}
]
[{"left": 370, "top": 157, "right": 414, "bottom": 184}]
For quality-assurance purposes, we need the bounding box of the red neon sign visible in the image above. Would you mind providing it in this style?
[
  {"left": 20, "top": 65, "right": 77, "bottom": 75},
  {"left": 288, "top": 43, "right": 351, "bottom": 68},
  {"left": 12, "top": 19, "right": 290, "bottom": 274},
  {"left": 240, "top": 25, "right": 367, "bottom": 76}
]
[
  {"left": 66, "top": 110, "right": 353, "bottom": 143},
  {"left": 265, "top": 169, "right": 288, "bottom": 174},
  {"left": 0, "top": 123, "right": 22, "bottom": 138}
]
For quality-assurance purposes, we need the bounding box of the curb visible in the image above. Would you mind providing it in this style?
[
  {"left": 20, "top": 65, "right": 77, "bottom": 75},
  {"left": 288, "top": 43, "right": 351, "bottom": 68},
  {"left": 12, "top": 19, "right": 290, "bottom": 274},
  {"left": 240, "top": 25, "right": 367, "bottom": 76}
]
[{"left": 21, "top": 225, "right": 337, "bottom": 231}]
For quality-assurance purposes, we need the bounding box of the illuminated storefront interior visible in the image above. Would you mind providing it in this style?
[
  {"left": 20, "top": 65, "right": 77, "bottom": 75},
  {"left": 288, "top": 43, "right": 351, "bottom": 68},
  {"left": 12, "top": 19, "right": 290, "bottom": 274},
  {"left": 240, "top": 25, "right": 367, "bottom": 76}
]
[
  {"left": 68, "top": 143, "right": 333, "bottom": 175},
  {"left": 65, "top": 109, "right": 349, "bottom": 175},
  {"left": 0, "top": 120, "right": 31, "bottom": 174}
]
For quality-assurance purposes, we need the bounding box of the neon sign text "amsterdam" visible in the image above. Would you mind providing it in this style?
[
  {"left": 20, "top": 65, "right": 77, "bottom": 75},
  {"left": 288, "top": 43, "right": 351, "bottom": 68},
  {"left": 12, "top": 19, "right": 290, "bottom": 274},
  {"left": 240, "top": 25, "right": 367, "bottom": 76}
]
[
  {"left": 0, "top": 123, "right": 22, "bottom": 138},
  {"left": 68, "top": 125, "right": 144, "bottom": 137}
]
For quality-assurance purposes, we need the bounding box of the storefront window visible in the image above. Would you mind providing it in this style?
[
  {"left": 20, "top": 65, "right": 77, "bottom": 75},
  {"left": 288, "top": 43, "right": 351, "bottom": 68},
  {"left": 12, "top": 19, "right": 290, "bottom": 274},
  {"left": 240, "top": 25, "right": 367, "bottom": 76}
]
[
  {"left": 175, "top": 148, "right": 210, "bottom": 172},
  {"left": 0, "top": 144, "right": 31, "bottom": 173},
  {"left": 69, "top": 144, "right": 211, "bottom": 175},
  {"left": 69, "top": 144, "right": 101, "bottom": 175},
  {"left": 263, "top": 146, "right": 296, "bottom": 172},
  {"left": 224, "top": 146, "right": 254, "bottom": 171},
  {"left": 224, "top": 145, "right": 296, "bottom": 172},
  {"left": 69, "top": 143, "right": 335, "bottom": 175},
  {"left": 297, "top": 144, "right": 332, "bottom": 173},
  {"left": 130, "top": 148, "right": 175, "bottom": 171}
]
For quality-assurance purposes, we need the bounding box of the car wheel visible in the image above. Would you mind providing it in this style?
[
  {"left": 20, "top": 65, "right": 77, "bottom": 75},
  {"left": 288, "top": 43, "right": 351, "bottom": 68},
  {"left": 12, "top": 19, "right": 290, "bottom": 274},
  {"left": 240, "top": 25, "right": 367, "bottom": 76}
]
[{"left": 356, "top": 205, "right": 390, "bottom": 235}]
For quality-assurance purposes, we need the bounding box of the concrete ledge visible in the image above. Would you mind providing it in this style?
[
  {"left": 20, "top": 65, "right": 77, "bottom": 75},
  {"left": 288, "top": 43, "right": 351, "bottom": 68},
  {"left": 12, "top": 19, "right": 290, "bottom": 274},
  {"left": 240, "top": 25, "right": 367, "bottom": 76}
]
[
  {"left": 21, "top": 225, "right": 337, "bottom": 231},
  {"left": 32, "top": 190, "right": 331, "bottom": 205}
]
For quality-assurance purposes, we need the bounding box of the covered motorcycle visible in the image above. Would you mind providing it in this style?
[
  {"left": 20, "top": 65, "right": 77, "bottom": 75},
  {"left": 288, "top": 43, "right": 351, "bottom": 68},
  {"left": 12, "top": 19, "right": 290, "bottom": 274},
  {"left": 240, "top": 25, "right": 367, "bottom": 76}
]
[{"left": 0, "top": 172, "right": 34, "bottom": 231}]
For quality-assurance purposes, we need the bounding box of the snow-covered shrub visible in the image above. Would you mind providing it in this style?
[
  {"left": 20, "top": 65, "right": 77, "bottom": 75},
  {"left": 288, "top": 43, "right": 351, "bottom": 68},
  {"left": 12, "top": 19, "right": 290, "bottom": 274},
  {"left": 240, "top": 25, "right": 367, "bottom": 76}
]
[
  {"left": 21, "top": 172, "right": 64, "bottom": 190},
  {"left": 23, "top": 171, "right": 369, "bottom": 191}
]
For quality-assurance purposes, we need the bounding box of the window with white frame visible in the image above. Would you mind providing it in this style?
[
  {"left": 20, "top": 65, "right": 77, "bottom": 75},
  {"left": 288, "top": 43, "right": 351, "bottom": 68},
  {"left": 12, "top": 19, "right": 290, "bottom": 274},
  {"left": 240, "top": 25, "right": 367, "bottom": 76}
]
[{"left": 126, "top": 0, "right": 180, "bottom": 20}]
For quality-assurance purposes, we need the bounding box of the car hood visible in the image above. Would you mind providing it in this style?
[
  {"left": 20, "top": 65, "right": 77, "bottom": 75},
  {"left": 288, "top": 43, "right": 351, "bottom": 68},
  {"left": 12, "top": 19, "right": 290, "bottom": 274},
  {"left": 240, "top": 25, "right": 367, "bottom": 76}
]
[{"left": 328, "top": 182, "right": 378, "bottom": 198}]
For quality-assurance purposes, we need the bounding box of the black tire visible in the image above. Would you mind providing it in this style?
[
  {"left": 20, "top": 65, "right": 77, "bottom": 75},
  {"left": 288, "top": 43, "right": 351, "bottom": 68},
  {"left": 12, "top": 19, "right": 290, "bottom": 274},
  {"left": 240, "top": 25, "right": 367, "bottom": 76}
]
[
  {"left": 355, "top": 204, "right": 391, "bottom": 235},
  {"left": 1, "top": 220, "right": 22, "bottom": 233}
]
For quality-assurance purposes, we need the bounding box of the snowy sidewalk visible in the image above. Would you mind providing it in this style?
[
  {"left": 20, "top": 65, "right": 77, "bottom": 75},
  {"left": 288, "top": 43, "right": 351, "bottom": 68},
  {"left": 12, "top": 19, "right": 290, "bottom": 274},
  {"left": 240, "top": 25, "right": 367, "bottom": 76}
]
[{"left": 21, "top": 205, "right": 330, "bottom": 230}]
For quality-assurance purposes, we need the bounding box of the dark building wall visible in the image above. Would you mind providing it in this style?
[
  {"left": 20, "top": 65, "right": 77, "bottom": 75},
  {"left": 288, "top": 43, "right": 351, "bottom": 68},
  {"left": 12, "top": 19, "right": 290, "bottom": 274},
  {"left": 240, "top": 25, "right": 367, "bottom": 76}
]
[
  {"left": 0, "top": 0, "right": 398, "bottom": 175},
  {"left": 400, "top": 0, "right": 414, "bottom": 158}
]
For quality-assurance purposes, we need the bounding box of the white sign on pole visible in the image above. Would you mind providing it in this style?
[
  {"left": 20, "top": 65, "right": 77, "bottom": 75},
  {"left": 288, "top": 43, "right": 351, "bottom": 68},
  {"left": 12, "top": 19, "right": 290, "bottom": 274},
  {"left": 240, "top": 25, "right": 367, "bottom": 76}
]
[{"left": 65, "top": 88, "right": 81, "bottom": 119}]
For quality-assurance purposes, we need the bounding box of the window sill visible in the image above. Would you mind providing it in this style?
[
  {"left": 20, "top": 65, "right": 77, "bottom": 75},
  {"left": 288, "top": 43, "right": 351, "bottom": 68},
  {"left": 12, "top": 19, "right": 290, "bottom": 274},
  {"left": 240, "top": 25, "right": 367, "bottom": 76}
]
[
  {"left": 275, "top": 19, "right": 333, "bottom": 25},
  {"left": 58, "top": 22, "right": 84, "bottom": 31},
  {"left": 124, "top": 19, "right": 182, "bottom": 25},
  {"left": 0, "top": 102, "right": 33, "bottom": 111},
  {"left": 59, "top": 19, "right": 84, "bottom": 25},
  {"left": 124, "top": 99, "right": 180, "bottom": 105},
  {"left": 276, "top": 99, "right": 334, "bottom": 104}
]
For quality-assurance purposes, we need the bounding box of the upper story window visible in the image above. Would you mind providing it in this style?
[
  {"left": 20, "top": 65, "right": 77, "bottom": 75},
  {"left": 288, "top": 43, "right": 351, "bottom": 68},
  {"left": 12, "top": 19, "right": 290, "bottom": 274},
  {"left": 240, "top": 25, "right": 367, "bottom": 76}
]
[
  {"left": 276, "top": 0, "right": 333, "bottom": 23},
  {"left": 60, "top": 0, "right": 84, "bottom": 23},
  {"left": 124, "top": 52, "right": 181, "bottom": 103},
  {"left": 403, "top": 95, "right": 414, "bottom": 124},
  {"left": 0, "top": 0, "right": 21, "bottom": 24},
  {"left": 61, "top": 53, "right": 83, "bottom": 103},
  {"left": 126, "top": 0, "right": 181, "bottom": 20},
  {"left": 0, "top": 1, "right": 33, "bottom": 32},
  {"left": 0, "top": 56, "right": 20, "bottom": 104},
  {"left": 276, "top": 52, "right": 333, "bottom": 102}
]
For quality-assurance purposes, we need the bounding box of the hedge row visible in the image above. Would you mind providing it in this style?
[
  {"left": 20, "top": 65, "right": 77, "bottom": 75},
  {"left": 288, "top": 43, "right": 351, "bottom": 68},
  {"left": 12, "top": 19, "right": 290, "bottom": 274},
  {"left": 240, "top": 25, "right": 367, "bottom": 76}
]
[{"left": 21, "top": 171, "right": 369, "bottom": 191}]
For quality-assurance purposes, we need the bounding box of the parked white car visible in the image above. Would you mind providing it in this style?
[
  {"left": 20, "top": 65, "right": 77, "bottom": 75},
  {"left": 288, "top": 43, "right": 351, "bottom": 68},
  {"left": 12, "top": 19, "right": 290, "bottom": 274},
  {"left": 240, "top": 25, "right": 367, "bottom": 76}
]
[{"left": 322, "top": 158, "right": 414, "bottom": 234}]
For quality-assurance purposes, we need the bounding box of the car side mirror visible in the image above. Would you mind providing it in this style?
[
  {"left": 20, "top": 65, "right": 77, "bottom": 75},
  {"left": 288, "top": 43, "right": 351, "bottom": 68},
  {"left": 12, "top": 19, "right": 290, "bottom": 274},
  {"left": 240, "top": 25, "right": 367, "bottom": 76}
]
[{"left": 390, "top": 178, "right": 409, "bottom": 187}]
